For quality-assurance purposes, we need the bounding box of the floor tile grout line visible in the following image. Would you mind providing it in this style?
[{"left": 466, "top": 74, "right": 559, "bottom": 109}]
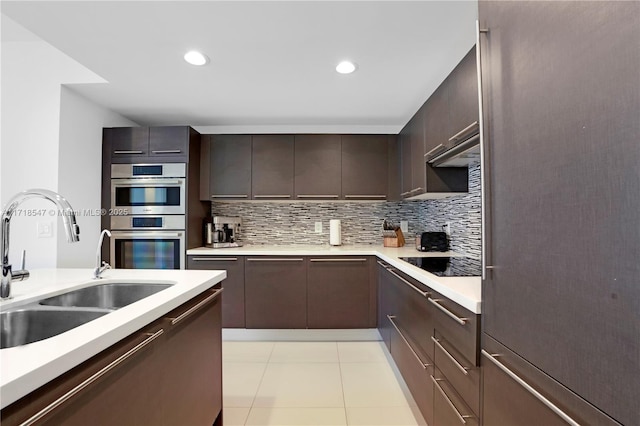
[
  {"left": 244, "top": 342, "right": 277, "bottom": 425},
  {"left": 336, "top": 342, "right": 350, "bottom": 426}
]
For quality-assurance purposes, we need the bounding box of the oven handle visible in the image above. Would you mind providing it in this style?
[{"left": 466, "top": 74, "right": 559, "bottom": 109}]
[
  {"left": 112, "top": 178, "right": 184, "bottom": 186},
  {"left": 110, "top": 231, "right": 184, "bottom": 238}
]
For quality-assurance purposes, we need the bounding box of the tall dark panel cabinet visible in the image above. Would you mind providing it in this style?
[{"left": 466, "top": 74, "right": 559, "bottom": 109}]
[{"left": 480, "top": 1, "right": 640, "bottom": 425}]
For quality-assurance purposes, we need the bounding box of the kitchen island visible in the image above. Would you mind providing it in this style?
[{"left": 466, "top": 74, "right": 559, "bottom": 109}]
[{"left": 0, "top": 268, "right": 225, "bottom": 425}]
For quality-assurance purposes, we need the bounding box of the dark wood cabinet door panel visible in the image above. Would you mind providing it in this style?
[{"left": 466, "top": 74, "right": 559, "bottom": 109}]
[
  {"left": 430, "top": 291, "right": 479, "bottom": 366},
  {"left": 187, "top": 256, "right": 246, "bottom": 328},
  {"left": 399, "top": 132, "right": 413, "bottom": 197},
  {"left": 251, "top": 135, "right": 294, "bottom": 199},
  {"left": 149, "top": 126, "right": 189, "bottom": 161},
  {"left": 390, "top": 323, "right": 434, "bottom": 426},
  {"left": 409, "top": 104, "right": 427, "bottom": 195},
  {"left": 109, "top": 127, "right": 149, "bottom": 163},
  {"left": 209, "top": 135, "right": 252, "bottom": 199},
  {"left": 432, "top": 369, "right": 478, "bottom": 426},
  {"left": 161, "top": 290, "right": 222, "bottom": 426},
  {"left": 244, "top": 257, "right": 307, "bottom": 328},
  {"left": 446, "top": 47, "right": 478, "bottom": 142},
  {"left": 424, "top": 83, "right": 449, "bottom": 155},
  {"left": 294, "top": 134, "right": 341, "bottom": 199},
  {"left": 307, "top": 257, "right": 372, "bottom": 328},
  {"left": 480, "top": 2, "right": 640, "bottom": 424},
  {"left": 377, "top": 261, "right": 398, "bottom": 349},
  {"left": 341, "top": 135, "right": 389, "bottom": 199}
]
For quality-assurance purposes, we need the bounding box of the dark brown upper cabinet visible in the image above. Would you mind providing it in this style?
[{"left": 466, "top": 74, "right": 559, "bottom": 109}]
[
  {"left": 400, "top": 131, "right": 413, "bottom": 197},
  {"left": 294, "top": 134, "right": 341, "bottom": 200},
  {"left": 251, "top": 135, "right": 294, "bottom": 200},
  {"left": 446, "top": 47, "right": 478, "bottom": 144},
  {"left": 341, "top": 135, "right": 390, "bottom": 200},
  {"left": 208, "top": 134, "right": 252, "bottom": 200},
  {"left": 108, "top": 126, "right": 190, "bottom": 163},
  {"left": 399, "top": 104, "right": 426, "bottom": 198}
]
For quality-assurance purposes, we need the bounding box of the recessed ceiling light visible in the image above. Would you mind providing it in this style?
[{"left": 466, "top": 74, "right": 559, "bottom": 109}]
[
  {"left": 336, "top": 60, "right": 357, "bottom": 74},
  {"left": 184, "top": 50, "right": 209, "bottom": 66}
]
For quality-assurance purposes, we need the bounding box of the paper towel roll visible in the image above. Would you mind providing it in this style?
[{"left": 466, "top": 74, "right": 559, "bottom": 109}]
[{"left": 329, "top": 219, "right": 342, "bottom": 246}]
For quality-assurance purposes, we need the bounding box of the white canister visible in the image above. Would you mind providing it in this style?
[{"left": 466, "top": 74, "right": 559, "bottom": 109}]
[{"left": 329, "top": 219, "right": 342, "bottom": 246}]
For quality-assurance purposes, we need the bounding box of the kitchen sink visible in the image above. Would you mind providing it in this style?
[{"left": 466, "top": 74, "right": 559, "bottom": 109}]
[
  {"left": 39, "top": 282, "right": 173, "bottom": 310},
  {"left": 0, "top": 308, "right": 108, "bottom": 349}
]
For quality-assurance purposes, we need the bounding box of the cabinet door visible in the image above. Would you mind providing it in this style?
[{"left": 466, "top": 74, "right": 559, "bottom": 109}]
[
  {"left": 109, "top": 127, "right": 149, "bottom": 163},
  {"left": 209, "top": 135, "right": 252, "bottom": 199},
  {"left": 447, "top": 47, "right": 478, "bottom": 142},
  {"left": 410, "top": 104, "right": 427, "bottom": 196},
  {"left": 187, "top": 256, "right": 245, "bottom": 328},
  {"left": 432, "top": 370, "right": 478, "bottom": 426},
  {"left": 162, "top": 289, "right": 223, "bottom": 426},
  {"left": 251, "top": 135, "right": 294, "bottom": 200},
  {"left": 399, "top": 131, "right": 413, "bottom": 198},
  {"left": 307, "top": 257, "right": 372, "bottom": 328},
  {"left": 3, "top": 326, "right": 164, "bottom": 426},
  {"left": 341, "top": 135, "right": 389, "bottom": 200},
  {"left": 480, "top": 2, "right": 640, "bottom": 424},
  {"left": 244, "top": 257, "right": 307, "bottom": 328},
  {"left": 294, "top": 135, "right": 341, "bottom": 200},
  {"left": 376, "top": 261, "right": 397, "bottom": 349},
  {"left": 424, "top": 83, "right": 449, "bottom": 156},
  {"left": 149, "top": 126, "right": 189, "bottom": 162},
  {"left": 389, "top": 318, "right": 434, "bottom": 426}
]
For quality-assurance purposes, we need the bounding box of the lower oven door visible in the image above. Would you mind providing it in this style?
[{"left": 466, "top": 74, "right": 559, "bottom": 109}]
[{"left": 110, "top": 231, "right": 185, "bottom": 270}]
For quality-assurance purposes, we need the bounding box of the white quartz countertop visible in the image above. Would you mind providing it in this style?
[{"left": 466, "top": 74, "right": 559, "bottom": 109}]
[
  {"left": 0, "top": 268, "right": 225, "bottom": 409},
  {"left": 188, "top": 245, "right": 482, "bottom": 314}
]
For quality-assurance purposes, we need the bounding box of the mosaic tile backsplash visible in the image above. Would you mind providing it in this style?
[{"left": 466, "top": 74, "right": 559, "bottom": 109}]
[{"left": 211, "top": 162, "right": 481, "bottom": 256}]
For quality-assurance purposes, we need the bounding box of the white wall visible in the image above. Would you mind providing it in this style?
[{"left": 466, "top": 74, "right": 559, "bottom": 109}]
[
  {"left": 57, "top": 87, "right": 136, "bottom": 267},
  {"left": 1, "top": 17, "right": 136, "bottom": 269}
]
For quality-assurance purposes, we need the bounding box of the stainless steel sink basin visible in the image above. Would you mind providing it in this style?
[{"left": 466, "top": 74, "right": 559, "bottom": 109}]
[
  {"left": 1, "top": 309, "right": 108, "bottom": 349},
  {"left": 39, "top": 283, "right": 173, "bottom": 310}
]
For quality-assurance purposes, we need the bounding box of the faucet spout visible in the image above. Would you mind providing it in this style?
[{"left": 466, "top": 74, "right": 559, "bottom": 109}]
[
  {"left": 94, "top": 229, "right": 112, "bottom": 279},
  {"left": 1, "top": 189, "right": 81, "bottom": 298}
]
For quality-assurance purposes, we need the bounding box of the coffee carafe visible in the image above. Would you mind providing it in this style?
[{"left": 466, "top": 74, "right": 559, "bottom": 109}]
[{"left": 205, "top": 216, "right": 242, "bottom": 248}]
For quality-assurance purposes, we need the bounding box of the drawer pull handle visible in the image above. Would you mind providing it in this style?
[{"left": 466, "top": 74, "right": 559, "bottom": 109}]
[
  {"left": 21, "top": 329, "right": 165, "bottom": 426},
  {"left": 344, "top": 195, "right": 387, "bottom": 199},
  {"left": 387, "top": 315, "right": 431, "bottom": 370},
  {"left": 432, "top": 336, "right": 469, "bottom": 376},
  {"left": 424, "top": 143, "right": 446, "bottom": 157},
  {"left": 253, "top": 195, "right": 292, "bottom": 198},
  {"left": 448, "top": 121, "right": 479, "bottom": 143},
  {"left": 169, "top": 288, "right": 223, "bottom": 326},
  {"left": 428, "top": 298, "right": 468, "bottom": 325},
  {"left": 431, "top": 375, "right": 473, "bottom": 425},
  {"left": 191, "top": 257, "right": 237, "bottom": 261},
  {"left": 211, "top": 194, "right": 248, "bottom": 198},
  {"left": 113, "top": 150, "right": 143, "bottom": 154},
  {"left": 387, "top": 268, "right": 429, "bottom": 298},
  {"left": 481, "top": 350, "right": 580, "bottom": 426},
  {"left": 376, "top": 260, "right": 389, "bottom": 268},
  {"left": 246, "top": 258, "right": 304, "bottom": 262},
  {"left": 309, "top": 258, "right": 367, "bottom": 262},
  {"left": 296, "top": 194, "right": 339, "bottom": 198},
  {"left": 151, "top": 149, "right": 181, "bottom": 154}
]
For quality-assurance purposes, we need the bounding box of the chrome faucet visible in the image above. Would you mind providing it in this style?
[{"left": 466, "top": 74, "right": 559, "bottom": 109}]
[
  {"left": 1, "top": 189, "right": 80, "bottom": 299},
  {"left": 94, "top": 229, "right": 111, "bottom": 279}
]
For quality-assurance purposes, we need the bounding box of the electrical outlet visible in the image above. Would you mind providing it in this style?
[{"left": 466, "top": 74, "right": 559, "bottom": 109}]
[
  {"left": 37, "top": 222, "right": 53, "bottom": 238},
  {"left": 400, "top": 220, "right": 408, "bottom": 233},
  {"left": 315, "top": 222, "right": 323, "bottom": 233}
]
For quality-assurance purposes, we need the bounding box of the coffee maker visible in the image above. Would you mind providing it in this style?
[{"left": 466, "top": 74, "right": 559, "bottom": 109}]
[{"left": 204, "top": 216, "right": 242, "bottom": 248}]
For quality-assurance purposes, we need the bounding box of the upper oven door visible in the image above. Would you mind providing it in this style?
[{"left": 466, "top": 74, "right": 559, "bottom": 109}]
[{"left": 111, "top": 178, "right": 186, "bottom": 215}]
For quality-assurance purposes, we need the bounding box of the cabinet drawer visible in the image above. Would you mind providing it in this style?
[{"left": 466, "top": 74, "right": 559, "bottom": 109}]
[
  {"left": 433, "top": 331, "right": 480, "bottom": 416},
  {"left": 389, "top": 316, "right": 434, "bottom": 426},
  {"left": 429, "top": 290, "right": 479, "bottom": 365},
  {"left": 432, "top": 369, "right": 479, "bottom": 426}
]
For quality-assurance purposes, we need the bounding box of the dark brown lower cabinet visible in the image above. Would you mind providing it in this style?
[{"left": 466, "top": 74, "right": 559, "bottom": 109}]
[
  {"left": 389, "top": 317, "right": 434, "bottom": 426},
  {"left": 376, "top": 261, "right": 396, "bottom": 349},
  {"left": 244, "top": 257, "right": 307, "bottom": 328},
  {"left": 0, "top": 288, "right": 223, "bottom": 426},
  {"left": 161, "top": 289, "right": 222, "bottom": 426},
  {"left": 432, "top": 370, "right": 478, "bottom": 426},
  {"left": 188, "top": 255, "right": 245, "bottom": 327},
  {"left": 307, "top": 257, "right": 373, "bottom": 328}
]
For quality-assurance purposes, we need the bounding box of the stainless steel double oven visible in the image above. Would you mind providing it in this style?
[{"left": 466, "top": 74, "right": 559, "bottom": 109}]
[{"left": 110, "top": 163, "right": 186, "bottom": 269}]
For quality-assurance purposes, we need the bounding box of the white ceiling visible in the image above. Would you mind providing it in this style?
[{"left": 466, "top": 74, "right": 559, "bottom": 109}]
[{"left": 1, "top": 1, "right": 478, "bottom": 133}]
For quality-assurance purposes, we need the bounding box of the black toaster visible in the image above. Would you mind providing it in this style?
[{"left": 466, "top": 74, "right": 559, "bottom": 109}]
[{"left": 416, "top": 232, "right": 450, "bottom": 252}]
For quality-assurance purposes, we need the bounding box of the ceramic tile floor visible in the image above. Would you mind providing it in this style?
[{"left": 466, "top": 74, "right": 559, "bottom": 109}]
[{"left": 222, "top": 341, "right": 427, "bottom": 426}]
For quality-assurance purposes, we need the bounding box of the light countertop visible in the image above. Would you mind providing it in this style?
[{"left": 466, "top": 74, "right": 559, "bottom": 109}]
[
  {"left": 0, "top": 268, "right": 225, "bottom": 409},
  {"left": 188, "top": 244, "right": 482, "bottom": 315}
]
